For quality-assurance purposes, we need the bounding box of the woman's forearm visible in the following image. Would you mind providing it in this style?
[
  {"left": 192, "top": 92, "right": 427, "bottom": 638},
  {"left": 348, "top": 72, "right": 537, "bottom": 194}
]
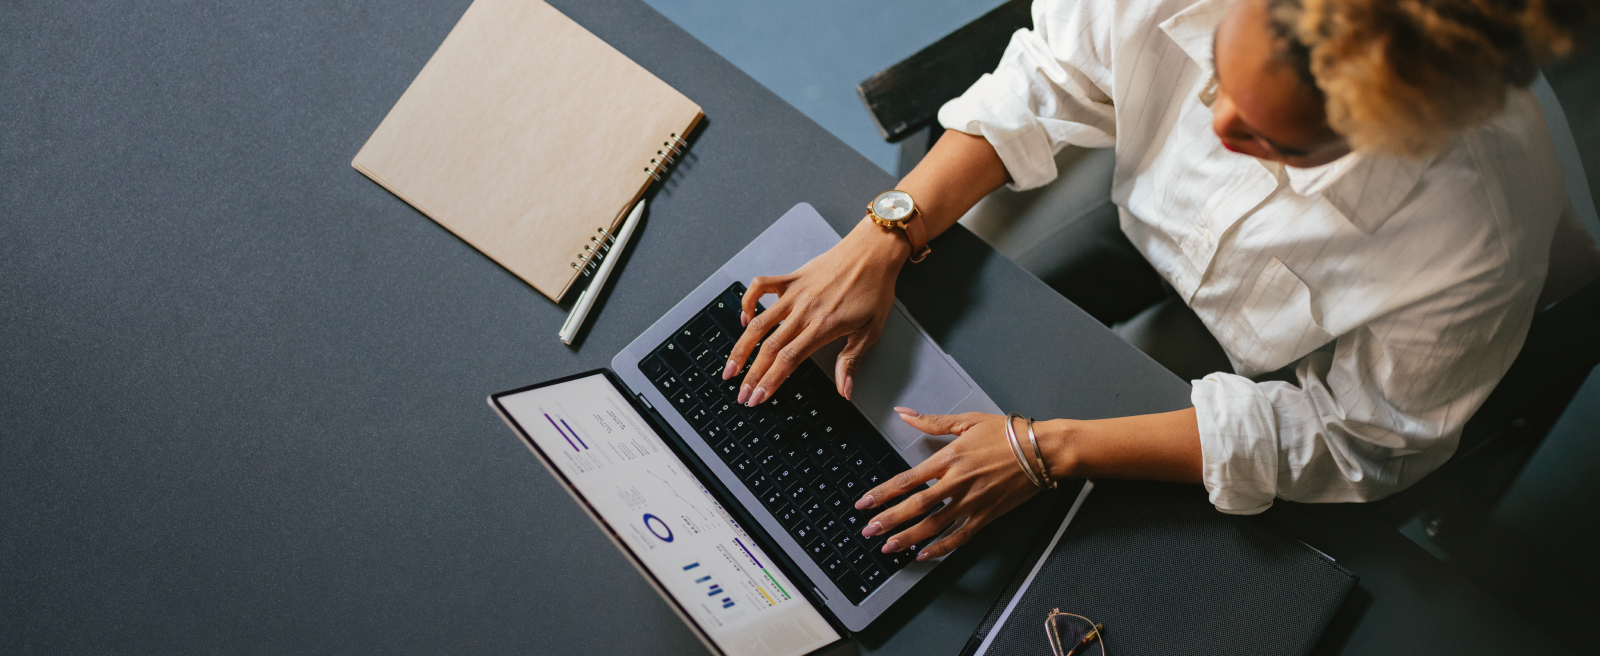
[
  {"left": 1037, "top": 408, "right": 1204, "bottom": 484},
  {"left": 895, "top": 130, "right": 1011, "bottom": 240}
]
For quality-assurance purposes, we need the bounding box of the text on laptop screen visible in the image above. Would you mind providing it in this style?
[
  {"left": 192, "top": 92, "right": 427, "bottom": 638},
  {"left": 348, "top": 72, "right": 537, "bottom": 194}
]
[{"left": 498, "top": 374, "right": 840, "bottom": 656}]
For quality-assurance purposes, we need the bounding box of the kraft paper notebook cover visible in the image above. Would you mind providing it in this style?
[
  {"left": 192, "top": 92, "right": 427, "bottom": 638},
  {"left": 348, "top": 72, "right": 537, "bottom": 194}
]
[{"left": 353, "top": 0, "right": 704, "bottom": 302}]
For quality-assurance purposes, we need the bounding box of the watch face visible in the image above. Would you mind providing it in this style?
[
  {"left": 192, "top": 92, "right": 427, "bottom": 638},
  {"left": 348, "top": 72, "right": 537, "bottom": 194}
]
[{"left": 872, "top": 191, "right": 914, "bottom": 222}]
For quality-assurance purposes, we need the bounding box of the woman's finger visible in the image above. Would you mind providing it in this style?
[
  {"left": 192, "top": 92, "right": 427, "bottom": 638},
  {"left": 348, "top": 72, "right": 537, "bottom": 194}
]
[
  {"left": 854, "top": 453, "right": 944, "bottom": 511},
  {"left": 740, "top": 275, "right": 792, "bottom": 326},
  {"left": 723, "top": 297, "right": 791, "bottom": 380},
  {"left": 833, "top": 325, "right": 881, "bottom": 400},
  {"left": 896, "top": 411, "right": 985, "bottom": 437},
  {"left": 878, "top": 498, "right": 964, "bottom": 555},
  {"left": 861, "top": 477, "right": 957, "bottom": 538},
  {"left": 745, "top": 323, "right": 834, "bottom": 406},
  {"left": 912, "top": 512, "right": 988, "bottom": 560}
]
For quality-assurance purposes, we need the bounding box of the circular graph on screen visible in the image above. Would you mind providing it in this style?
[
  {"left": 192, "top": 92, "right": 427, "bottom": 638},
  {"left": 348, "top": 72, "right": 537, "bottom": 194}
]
[{"left": 642, "top": 513, "right": 674, "bottom": 542}]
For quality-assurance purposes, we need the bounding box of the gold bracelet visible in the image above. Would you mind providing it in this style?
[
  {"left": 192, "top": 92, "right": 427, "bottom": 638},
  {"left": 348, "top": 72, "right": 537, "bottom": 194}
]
[
  {"left": 1006, "top": 413, "right": 1045, "bottom": 490},
  {"left": 1026, "top": 417, "right": 1057, "bottom": 489}
]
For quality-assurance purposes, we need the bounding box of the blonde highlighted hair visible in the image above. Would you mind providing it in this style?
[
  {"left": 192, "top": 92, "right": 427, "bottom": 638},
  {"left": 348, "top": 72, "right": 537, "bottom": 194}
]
[{"left": 1270, "top": 0, "right": 1595, "bottom": 158}]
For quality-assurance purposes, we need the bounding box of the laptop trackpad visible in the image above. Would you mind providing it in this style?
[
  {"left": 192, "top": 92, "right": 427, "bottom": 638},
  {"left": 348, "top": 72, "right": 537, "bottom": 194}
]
[{"left": 812, "top": 305, "right": 971, "bottom": 450}]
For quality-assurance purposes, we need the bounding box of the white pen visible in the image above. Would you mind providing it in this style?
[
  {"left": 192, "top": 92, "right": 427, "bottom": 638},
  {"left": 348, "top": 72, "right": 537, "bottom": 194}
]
[{"left": 560, "top": 199, "right": 646, "bottom": 345}]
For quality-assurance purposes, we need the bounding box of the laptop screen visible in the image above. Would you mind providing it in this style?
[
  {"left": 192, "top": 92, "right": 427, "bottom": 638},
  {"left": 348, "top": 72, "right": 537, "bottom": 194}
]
[{"left": 495, "top": 372, "right": 842, "bottom": 656}]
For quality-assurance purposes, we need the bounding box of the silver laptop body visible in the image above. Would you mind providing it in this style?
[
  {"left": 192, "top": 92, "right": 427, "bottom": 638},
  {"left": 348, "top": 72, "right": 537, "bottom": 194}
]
[{"left": 610, "top": 203, "right": 1002, "bottom": 631}]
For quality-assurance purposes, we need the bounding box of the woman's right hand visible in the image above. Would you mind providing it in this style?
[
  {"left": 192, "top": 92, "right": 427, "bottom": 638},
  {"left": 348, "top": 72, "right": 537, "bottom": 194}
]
[{"left": 721, "top": 217, "right": 913, "bottom": 405}]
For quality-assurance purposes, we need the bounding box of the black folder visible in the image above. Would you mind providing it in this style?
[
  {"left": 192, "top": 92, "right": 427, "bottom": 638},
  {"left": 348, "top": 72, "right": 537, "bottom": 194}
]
[{"left": 961, "top": 480, "right": 1357, "bottom": 656}]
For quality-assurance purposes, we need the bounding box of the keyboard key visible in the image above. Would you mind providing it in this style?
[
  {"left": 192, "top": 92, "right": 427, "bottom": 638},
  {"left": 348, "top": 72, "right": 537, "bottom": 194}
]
[
  {"left": 792, "top": 523, "right": 820, "bottom": 546},
  {"left": 659, "top": 342, "right": 694, "bottom": 373},
  {"left": 824, "top": 495, "right": 851, "bottom": 515},
  {"left": 711, "top": 401, "right": 739, "bottom": 422},
  {"left": 690, "top": 343, "right": 718, "bottom": 370},
  {"left": 799, "top": 500, "right": 826, "bottom": 522},
  {"left": 820, "top": 458, "right": 849, "bottom": 483},
  {"left": 836, "top": 477, "right": 863, "bottom": 498},
  {"left": 640, "top": 355, "right": 670, "bottom": 381},
  {"left": 680, "top": 367, "right": 707, "bottom": 393},
  {"left": 748, "top": 411, "right": 778, "bottom": 436},
  {"left": 702, "top": 325, "right": 729, "bottom": 349},
  {"left": 771, "top": 464, "right": 796, "bottom": 488},
  {"left": 728, "top": 417, "right": 754, "bottom": 440},
  {"left": 760, "top": 488, "right": 785, "bottom": 509},
  {"left": 700, "top": 422, "right": 728, "bottom": 445},
  {"left": 655, "top": 374, "right": 681, "bottom": 394},
  {"left": 669, "top": 388, "right": 695, "bottom": 411},
  {"left": 745, "top": 471, "right": 770, "bottom": 494},
  {"left": 710, "top": 435, "right": 739, "bottom": 460},
  {"left": 824, "top": 553, "right": 851, "bottom": 578},
  {"left": 812, "top": 478, "right": 833, "bottom": 498},
  {"left": 833, "top": 569, "right": 870, "bottom": 605},
  {"left": 847, "top": 548, "right": 873, "bottom": 571},
  {"left": 756, "top": 450, "right": 781, "bottom": 472},
  {"left": 683, "top": 405, "right": 713, "bottom": 431},
  {"left": 875, "top": 547, "right": 915, "bottom": 571},
  {"left": 804, "top": 538, "right": 835, "bottom": 564},
  {"left": 860, "top": 467, "right": 890, "bottom": 488},
  {"left": 686, "top": 315, "right": 716, "bottom": 342},
  {"left": 817, "top": 516, "right": 843, "bottom": 539},
  {"left": 786, "top": 483, "right": 811, "bottom": 504},
  {"left": 792, "top": 457, "right": 819, "bottom": 480},
  {"left": 860, "top": 563, "right": 887, "bottom": 589},
  {"left": 774, "top": 504, "right": 803, "bottom": 530}
]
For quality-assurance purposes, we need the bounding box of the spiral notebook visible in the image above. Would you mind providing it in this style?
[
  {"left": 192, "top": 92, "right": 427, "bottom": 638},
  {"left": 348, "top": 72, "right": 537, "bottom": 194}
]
[{"left": 353, "top": 0, "right": 703, "bottom": 302}]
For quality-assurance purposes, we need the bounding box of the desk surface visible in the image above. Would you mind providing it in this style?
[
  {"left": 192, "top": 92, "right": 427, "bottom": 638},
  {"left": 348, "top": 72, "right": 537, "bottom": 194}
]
[{"left": 0, "top": 0, "right": 1565, "bottom": 653}]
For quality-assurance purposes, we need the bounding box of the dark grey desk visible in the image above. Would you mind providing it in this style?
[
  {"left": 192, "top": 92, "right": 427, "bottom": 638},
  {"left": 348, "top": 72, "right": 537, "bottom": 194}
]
[{"left": 0, "top": 0, "right": 1564, "bottom": 653}]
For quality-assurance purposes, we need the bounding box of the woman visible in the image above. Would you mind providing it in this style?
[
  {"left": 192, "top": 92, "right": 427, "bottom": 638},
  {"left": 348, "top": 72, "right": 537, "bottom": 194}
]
[{"left": 723, "top": 0, "right": 1593, "bottom": 562}]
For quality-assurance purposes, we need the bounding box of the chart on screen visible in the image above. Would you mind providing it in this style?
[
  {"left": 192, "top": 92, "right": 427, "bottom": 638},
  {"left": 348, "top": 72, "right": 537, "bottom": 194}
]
[{"left": 499, "top": 374, "right": 839, "bottom": 656}]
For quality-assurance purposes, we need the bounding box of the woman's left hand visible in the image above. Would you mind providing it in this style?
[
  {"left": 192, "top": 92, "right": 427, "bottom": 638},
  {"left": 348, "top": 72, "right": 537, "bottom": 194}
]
[{"left": 856, "top": 410, "right": 1048, "bottom": 561}]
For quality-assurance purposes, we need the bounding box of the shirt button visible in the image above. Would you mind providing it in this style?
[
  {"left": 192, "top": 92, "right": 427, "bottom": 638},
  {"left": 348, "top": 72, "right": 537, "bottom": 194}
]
[{"left": 1203, "top": 227, "right": 1213, "bottom": 246}]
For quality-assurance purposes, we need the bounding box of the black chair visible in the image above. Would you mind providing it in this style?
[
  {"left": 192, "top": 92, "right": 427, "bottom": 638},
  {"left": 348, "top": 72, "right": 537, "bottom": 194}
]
[{"left": 855, "top": 0, "right": 1600, "bottom": 539}]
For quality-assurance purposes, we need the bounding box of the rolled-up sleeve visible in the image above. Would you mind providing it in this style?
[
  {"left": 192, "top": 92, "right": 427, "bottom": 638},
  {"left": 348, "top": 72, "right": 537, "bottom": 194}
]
[
  {"left": 1191, "top": 274, "right": 1539, "bottom": 514},
  {"left": 937, "top": 0, "right": 1119, "bottom": 190}
]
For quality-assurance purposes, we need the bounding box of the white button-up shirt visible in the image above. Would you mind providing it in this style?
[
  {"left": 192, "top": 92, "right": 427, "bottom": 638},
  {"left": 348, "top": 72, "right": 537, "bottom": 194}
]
[{"left": 939, "top": 0, "right": 1566, "bottom": 513}]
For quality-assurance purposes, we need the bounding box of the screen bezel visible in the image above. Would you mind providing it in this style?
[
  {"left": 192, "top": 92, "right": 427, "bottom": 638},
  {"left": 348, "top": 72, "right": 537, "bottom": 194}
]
[{"left": 488, "top": 368, "right": 850, "bottom": 656}]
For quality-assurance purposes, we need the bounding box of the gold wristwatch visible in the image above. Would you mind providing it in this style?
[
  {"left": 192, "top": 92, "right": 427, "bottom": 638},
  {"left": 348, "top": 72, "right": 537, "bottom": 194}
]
[{"left": 868, "top": 190, "right": 931, "bottom": 263}]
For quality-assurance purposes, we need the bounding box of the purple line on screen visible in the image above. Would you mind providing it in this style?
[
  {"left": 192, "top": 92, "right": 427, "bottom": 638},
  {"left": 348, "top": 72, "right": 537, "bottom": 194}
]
[
  {"left": 545, "top": 413, "right": 578, "bottom": 452},
  {"left": 734, "top": 538, "right": 763, "bottom": 569},
  {"left": 560, "top": 419, "right": 587, "bottom": 450}
]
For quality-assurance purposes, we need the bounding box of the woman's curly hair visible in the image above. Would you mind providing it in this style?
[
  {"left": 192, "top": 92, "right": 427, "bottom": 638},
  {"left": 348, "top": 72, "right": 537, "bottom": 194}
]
[{"left": 1268, "top": 0, "right": 1596, "bottom": 158}]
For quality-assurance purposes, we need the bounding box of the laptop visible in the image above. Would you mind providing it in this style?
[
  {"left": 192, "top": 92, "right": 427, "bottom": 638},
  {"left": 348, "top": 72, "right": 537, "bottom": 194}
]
[{"left": 489, "top": 203, "right": 1004, "bottom": 654}]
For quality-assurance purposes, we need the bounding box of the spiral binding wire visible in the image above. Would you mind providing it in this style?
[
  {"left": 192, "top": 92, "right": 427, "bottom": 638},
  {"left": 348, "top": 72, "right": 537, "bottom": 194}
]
[
  {"left": 570, "top": 226, "right": 617, "bottom": 276},
  {"left": 643, "top": 132, "right": 689, "bottom": 182},
  {"left": 570, "top": 132, "right": 688, "bottom": 274}
]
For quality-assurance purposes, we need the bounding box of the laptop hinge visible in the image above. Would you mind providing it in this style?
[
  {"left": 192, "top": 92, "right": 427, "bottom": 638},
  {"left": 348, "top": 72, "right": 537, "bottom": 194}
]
[{"left": 636, "top": 393, "right": 654, "bottom": 410}]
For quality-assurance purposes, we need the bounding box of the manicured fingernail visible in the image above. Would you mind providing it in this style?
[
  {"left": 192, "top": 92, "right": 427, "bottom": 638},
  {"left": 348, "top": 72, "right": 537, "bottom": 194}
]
[
  {"left": 843, "top": 375, "right": 854, "bottom": 400},
  {"left": 737, "top": 384, "right": 751, "bottom": 404},
  {"left": 882, "top": 539, "right": 901, "bottom": 553},
  {"left": 722, "top": 360, "right": 737, "bottom": 380},
  {"left": 862, "top": 521, "right": 882, "bottom": 537},
  {"left": 917, "top": 550, "right": 933, "bottom": 561},
  {"left": 747, "top": 387, "right": 768, "bottom": 406},
  {"left": 894, "top": 407, "right": 919, "bottom": 417},
  {"left": 740, "top": 311, "right": 749, "bottom": 327},
  {"left": 855, "top": 494, "right": 876, "bottom": 510}
]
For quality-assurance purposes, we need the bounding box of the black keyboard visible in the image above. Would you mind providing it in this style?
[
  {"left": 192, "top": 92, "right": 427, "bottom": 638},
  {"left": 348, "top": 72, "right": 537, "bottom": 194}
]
[{"left": 641, "top": 282, "right": 933, "bottom": 605}]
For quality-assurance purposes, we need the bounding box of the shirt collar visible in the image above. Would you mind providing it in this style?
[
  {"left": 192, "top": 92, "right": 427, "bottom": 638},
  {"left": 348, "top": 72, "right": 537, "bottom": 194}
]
[
  {"left": 1158, "top": 0, "right": 1233, "bottom": 74},
  {"left": 1160, "top": 0, "right": 1432, "bottom": 234}
]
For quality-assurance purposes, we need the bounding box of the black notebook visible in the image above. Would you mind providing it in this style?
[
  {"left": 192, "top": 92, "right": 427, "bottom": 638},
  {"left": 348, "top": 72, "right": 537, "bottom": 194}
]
[{"left": 961, "top": 480, "right": 1357, "bottom": 656}]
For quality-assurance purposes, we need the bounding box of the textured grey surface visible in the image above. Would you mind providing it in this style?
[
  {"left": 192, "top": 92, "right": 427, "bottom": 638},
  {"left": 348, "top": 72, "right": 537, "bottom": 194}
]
[{"left": 0, "top": 0, "right": 1560, "bottom": 654}]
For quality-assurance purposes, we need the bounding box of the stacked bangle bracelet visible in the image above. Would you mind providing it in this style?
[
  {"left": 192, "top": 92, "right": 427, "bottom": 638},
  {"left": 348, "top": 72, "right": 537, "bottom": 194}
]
[
  {"left": 1004, "top": 413, "right": 1047, "bottom": 490},
  {"left": 1027, "top": 417, "right": 1057, "bottom": 489}
]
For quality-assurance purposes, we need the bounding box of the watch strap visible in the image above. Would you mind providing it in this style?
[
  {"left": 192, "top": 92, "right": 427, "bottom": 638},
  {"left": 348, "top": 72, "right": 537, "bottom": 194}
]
[{"left": 903, "top": 209, "right": 931, "bottom": 263}]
